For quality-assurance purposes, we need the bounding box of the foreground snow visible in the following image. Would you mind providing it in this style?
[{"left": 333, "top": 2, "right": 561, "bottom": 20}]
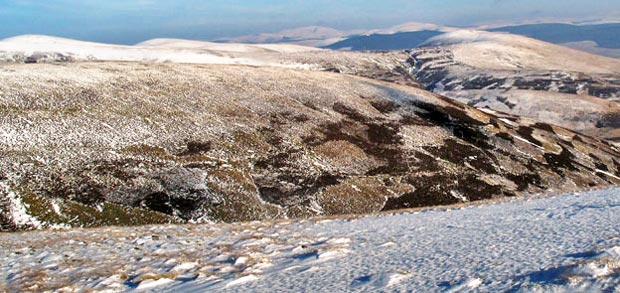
[{"left": 2, "top": 188, "right": 620, "bottom": 292}]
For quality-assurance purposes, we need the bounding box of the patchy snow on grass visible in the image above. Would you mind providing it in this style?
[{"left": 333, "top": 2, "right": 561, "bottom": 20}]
[{"left": 0, "top": 182, "right": 42, "bottom": 230}]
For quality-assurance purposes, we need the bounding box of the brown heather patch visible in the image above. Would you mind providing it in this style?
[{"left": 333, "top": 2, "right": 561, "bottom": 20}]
[
  {"left": 206, "top": 168, "right": 280, "bottom": 223},
  {"left": 319, "top": 177, "right": 414, "bottom": 215},
  {"left": 313, "top": 140, "right": 369, "bottom": 168}
]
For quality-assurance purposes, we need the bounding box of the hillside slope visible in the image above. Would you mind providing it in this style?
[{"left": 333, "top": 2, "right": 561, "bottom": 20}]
[
  {"left": 488, "top": 22, "right": 620, "bottom": 58},
  {"left": 1, "top": 61, "right": 620, "bottom": 230},
  {"left": 0, "top": 35, "right": 418, "bottom": 87},
  {"left": 411, "top": 30, "right": 620, "bottom": 141},
  {"left": 422, "top": 30, "right": 620, "bottom": 74},
  {"left": 2, "top": 188, "right": 619, "bottom": 291}
]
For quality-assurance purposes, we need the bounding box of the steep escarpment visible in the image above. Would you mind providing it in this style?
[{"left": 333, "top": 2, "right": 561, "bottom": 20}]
[{"left": 1, "top": 62, "right": 619, "bottom": 231}]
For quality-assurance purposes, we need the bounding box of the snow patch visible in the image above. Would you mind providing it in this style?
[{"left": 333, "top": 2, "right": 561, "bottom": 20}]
[{"left": 1, "top": 181, "right": 42, "bottom": 229}]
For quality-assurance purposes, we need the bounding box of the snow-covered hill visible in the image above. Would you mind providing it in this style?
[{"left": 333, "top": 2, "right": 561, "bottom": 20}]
[
  {"left": 410, "top": 30, "right": 620, "bottom": 140},
  {"left": 2, "top": 188, "right": 619, "bottom": 291},
  {"left": 136, "top": 38, "right": 321, "bottom": 53},
  {"left": 423, "top": 30, "right": 620, "bottom": 74},
  {"left": 217, "top": 22, "right": 455, "bottom": 47},
  {"left": 216, "top": 26, "right": 352, "bottom": 47},
  {"left": 0, "top": 35, "right": 320, "bottom": 68}
]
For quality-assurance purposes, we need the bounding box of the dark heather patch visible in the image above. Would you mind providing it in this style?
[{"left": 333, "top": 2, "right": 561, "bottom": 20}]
[
  {"left": 532, "top": 123, "right": 555, "bottom": 133},
  {"left": 543, "top": 147, "right": 578, "bottom": 172},
  {"left": 323, "top": 68, "right": 341, "bottom": 73},
  {"left": 505, "top": 172, "right": 544, "bottom": 191},
  {"left": 258, "top": 127, "right": 284, "bottom": 146},
  {"left": 302, "top": 101, "right": 320, "bottom": 111},
  {"left": 141, "top": 192, "right": 173, "bottom": 214},
  {"left": 367, "top": 122, "right": 401, "bottom": 144},
  {"left": 496, "top": 96, "right": 517, "bottom": 109},
  {"left": 303, "top": 111, "right": 411, "bottom": 176},
  {"left": 495, "top": 131, "right": 515, "bottom": 142},
  {"left": 254, "top": 149, "right": 302, "bottom": 169},
  {"left": 382, "top": 173, "right": 503, "bottom": 210},
  {"left": 177, "top": 140, "right": 212, "bottom": 156},
  {"left": 400, "top": 114, "right": 434, "bottom": 126},
  {"left": 256, "top": 173, "right": 341, "bottom": 206},
  {"left": 409, "top": 100, "right": 494, "bottom": 149},
  {"left": 293, "top": 114, "right": 311, "bottom": 122},
  {"left": 140, "top": 192, "right": 203, "bottom": 219},
  {"left": 369, "top": 99, "right": 400, "bottom": 113},
  {"left": 332, "top": 102, "right": 369, "bottom": 122},
  {"left": 590, "top": 154, "right": 610, "bottom": 172},
  {"left": 595, "top": 113, "right": 620, "bottom": 128},
  {"left": 427, "top": 139, "right": 498, "bottom": 174},
  {"left": 516, "top": 126, "right": 543, "bottom": 147}
]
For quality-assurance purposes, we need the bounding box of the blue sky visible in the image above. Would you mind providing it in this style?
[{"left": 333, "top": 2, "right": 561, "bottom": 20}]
[{"left": 1, "top": 0, "right": 619, "bottom": 44}]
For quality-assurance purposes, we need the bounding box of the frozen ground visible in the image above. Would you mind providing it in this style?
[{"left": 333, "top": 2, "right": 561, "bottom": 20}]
[{"left": 2, "top": 188, "right": 620, "bottom": 292}]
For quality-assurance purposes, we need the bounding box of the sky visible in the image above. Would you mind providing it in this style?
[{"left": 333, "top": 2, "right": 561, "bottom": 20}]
[{"left": 1, "top": 0, "right": 619, "bottom": 44}]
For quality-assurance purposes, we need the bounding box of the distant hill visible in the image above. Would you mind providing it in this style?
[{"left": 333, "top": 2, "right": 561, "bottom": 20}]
[
  {"left": 410, "top": 30, "right": 620, "bottom": 141},
  {"left": 322, "top": 22, "right": 620, "bottom": 58},
  {"left": 325, "top": 30, "right": 443, "bottom": 51},
  {"left": 488, "top": 23, "right": 620, "bottom": 49}
]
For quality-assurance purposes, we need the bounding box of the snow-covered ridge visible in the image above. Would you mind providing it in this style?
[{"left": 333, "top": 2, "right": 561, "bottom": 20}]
[
  {"left": 360, "top": 21, "right": 455, "bottom": 36},
  {"left": 216, "top": 26, "right": 349, "bottom": 46},
  {"left": 423, "top": 29, "right": 509, "bottom": 46},
  {"left": 0, "top": 35, "right": 319, "bottom": 67},
  {"left": 418, "top": 30, "right": 620, "bottom": 74},
  {"left": 218, "top": 22, "right": 457, "bottom": 47},
  {"left": 136, "top": 38, "right": 322, "bottom": 53}
]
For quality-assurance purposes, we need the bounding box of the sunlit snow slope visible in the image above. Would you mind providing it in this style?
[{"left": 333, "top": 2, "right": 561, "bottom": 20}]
[
  {"left": 0, "top": 35, "right": 319, "bottom": 68},
  {"left": 424, "top": 30, "right": 620, "bottom": 74},
  {"left": 2, "top": 188, "right": 620, "bottom": 292}
]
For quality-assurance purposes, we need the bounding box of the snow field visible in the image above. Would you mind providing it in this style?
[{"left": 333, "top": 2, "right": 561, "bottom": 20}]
[{"left": 2, "top": 188, "right": 620, "bottom": 292}]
